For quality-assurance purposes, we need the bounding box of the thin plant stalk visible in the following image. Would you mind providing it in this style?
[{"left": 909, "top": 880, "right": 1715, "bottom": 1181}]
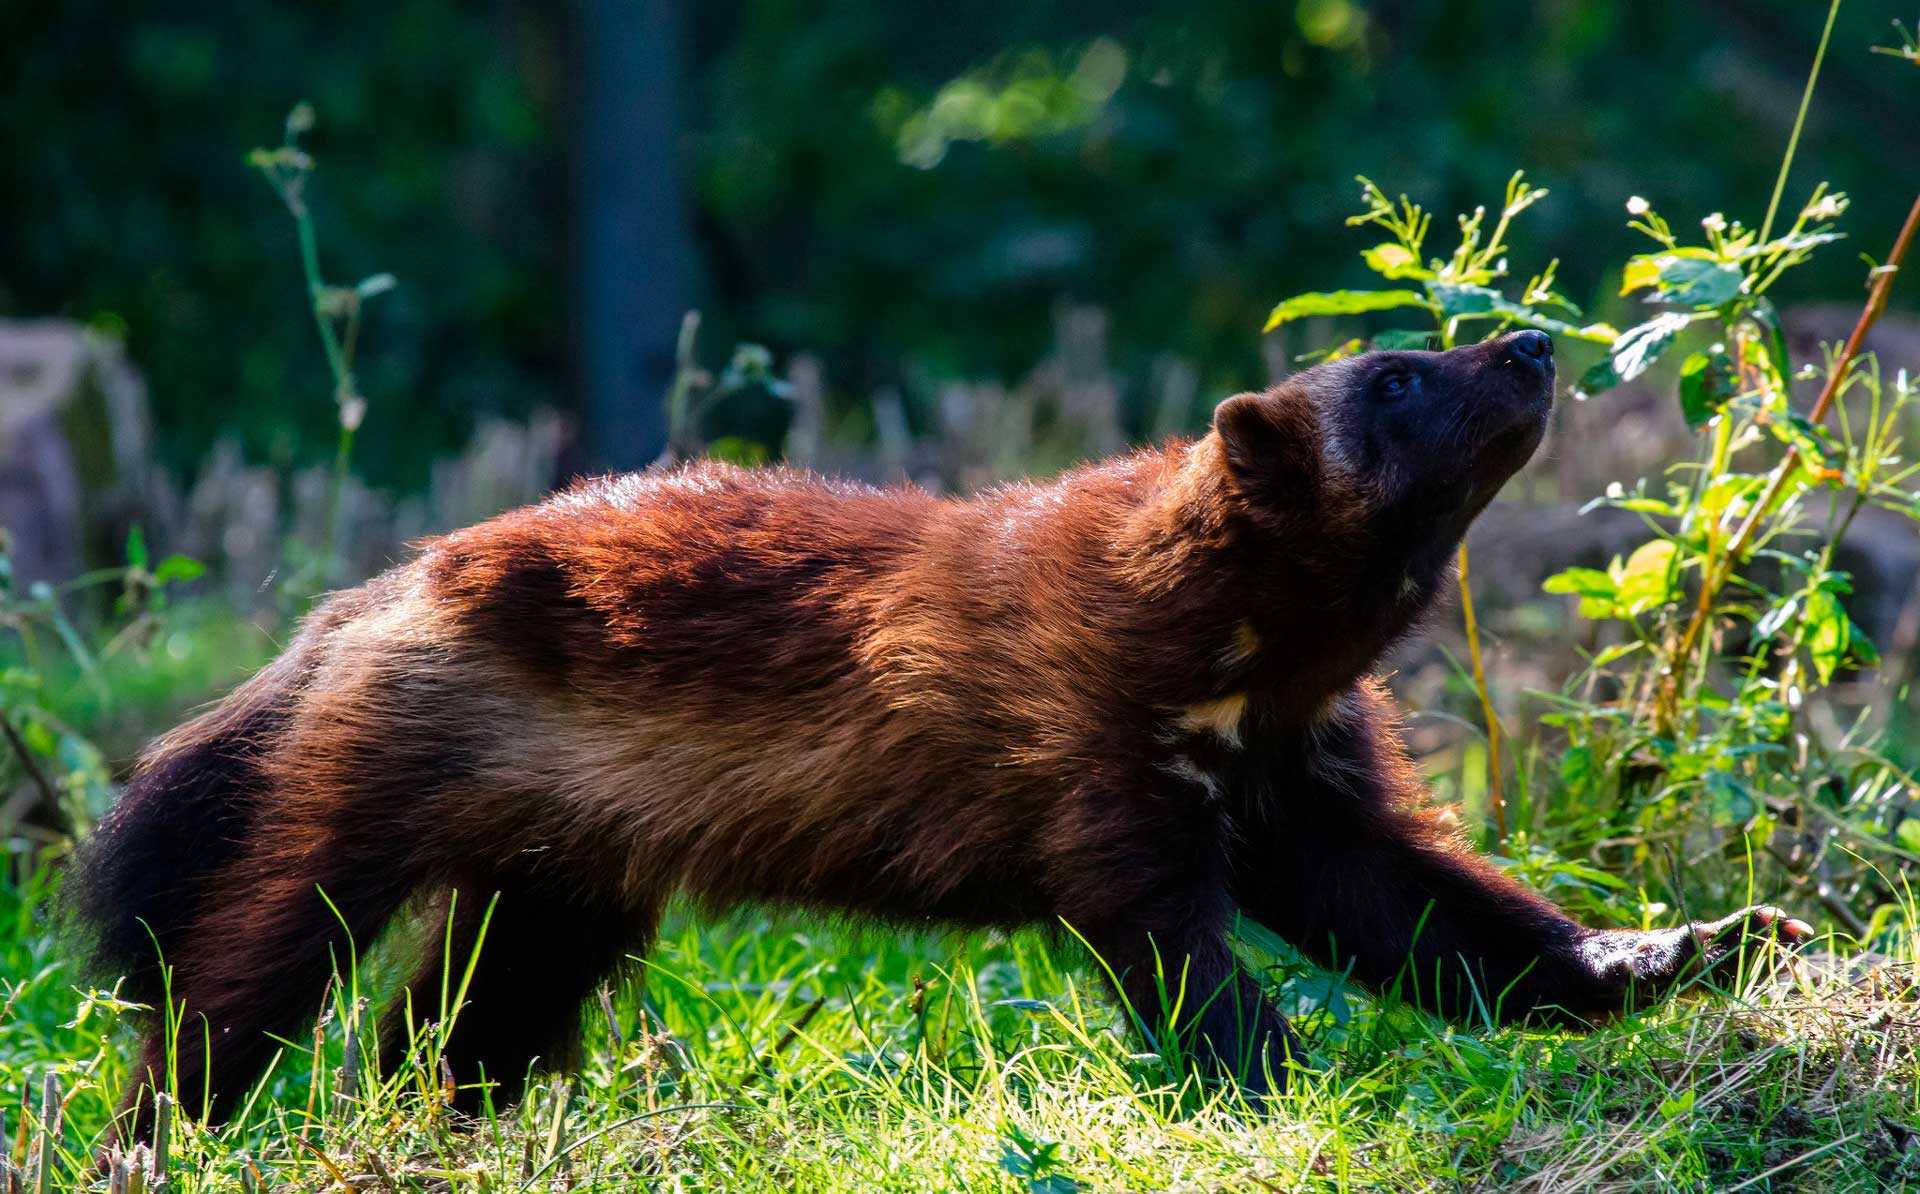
[
  {"left": 1457, "top": 542, "right": 1506, "bottom": 839},
  {"left": 1437, "top": 316, "right": 1504, "bottom": 839},
  {"left": 250, "top": 104, "right": 386, "bottom": 579},
  {"left": 1757, "top": 0, "right": 1842, "bottom": 245},
  {"left": 292, "top": 204, "right": 361, "bottom": 573}
]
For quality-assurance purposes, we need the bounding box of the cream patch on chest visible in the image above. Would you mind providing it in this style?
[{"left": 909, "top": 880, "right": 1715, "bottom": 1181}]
[{"left": 1178, "top": 691, "right": 1248, "bottom": 748}]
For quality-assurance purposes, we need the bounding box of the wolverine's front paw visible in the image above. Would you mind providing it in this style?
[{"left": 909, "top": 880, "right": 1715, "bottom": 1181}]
[
  {"left": 1581, "top": 904, "right": 1812, "bottom": 1009},
  {"left": 1684, "top": 904, "right": 1814, "bottom": 981}
]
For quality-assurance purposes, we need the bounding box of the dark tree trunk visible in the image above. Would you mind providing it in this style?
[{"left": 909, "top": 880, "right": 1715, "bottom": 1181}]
[{"left": 572, "top": 0, "right": 694, "bottom": 471}]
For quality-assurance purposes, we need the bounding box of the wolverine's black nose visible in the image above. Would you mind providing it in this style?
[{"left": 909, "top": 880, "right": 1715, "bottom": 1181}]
[{"left": 1506, "top": 330, "right": 1553, "bottom": 371}]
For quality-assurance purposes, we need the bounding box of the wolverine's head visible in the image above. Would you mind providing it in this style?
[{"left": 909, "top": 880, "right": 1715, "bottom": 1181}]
[{"left": 1212, "top": 331, "right": 1553, "bottom": 553}]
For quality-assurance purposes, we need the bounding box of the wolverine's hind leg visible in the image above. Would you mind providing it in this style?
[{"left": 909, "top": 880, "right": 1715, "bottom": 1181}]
[
  {"left": 117, "top": 826, "right": 423, "bottom": 1140},
  {"left": 381, "top": 877, "right": 658, "bottom": 1115}
]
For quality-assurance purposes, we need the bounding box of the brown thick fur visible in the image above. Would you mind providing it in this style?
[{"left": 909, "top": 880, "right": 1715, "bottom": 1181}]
[{"left": 76, "top": 331, "right": 1806, "bottom": 1138}]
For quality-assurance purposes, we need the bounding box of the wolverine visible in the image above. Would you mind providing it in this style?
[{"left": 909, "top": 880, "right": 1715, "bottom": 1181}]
[{"left": 78, "top": 329, "right": 1809, "bottom": 1135}]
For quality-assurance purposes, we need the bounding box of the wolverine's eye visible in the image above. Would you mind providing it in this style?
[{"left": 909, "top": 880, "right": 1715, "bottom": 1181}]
[{"left": 1376, "top": 370, "right": 1415, "bottom": 402}]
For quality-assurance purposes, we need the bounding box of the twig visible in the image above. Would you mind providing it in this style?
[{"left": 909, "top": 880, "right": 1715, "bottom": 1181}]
[
  {"left": 290, "top": 1135, "right": 349, "bottom": 1190},
  {"left": 29, "top": 1074, "right": 58, "bottom": 1194},
  {"left": 148, "top": 1092, "right": 170, "bottom": 1190},
  {"left": 0, "top": 716, "right": 58, "bottom": 817}
]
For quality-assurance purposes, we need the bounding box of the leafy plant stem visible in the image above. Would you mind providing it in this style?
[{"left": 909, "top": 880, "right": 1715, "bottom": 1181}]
[
  {"left": 294, "top": 211, "right": 350, "bottom": 386},
  {"left": 291, "top": 211, "right": 359, "bottom": 574},
  {"left": 1437, "top": 313, "right": 1504, "bottom": 839},
  {"left": 1657, "top": 190, "right": 1920, "bottom": 731}
]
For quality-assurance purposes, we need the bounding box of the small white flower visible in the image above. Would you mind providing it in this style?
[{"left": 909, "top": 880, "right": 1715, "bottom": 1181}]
[
  {"left": 1625, "top": 196, "right": 1650, "bottom": 216},
  {"left": 1804, "top": 193, "right": 1848, "bottom": 222},
  {"left": 1606, "top": 481, "right": 1626, "bottom": 499},
  {"left": 1701, "top": 212, "right": 1727, "bottom": 234}
]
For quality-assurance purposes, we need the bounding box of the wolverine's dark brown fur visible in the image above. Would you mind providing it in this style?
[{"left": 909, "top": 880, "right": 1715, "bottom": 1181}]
[{"left": 77, "top": 331, "right": 1806, "bottom": 1137}]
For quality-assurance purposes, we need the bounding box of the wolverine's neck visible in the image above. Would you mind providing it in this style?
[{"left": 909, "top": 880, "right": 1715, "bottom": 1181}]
[{"left": 1107, "top": 437, "right": 1458, "bottom": 726}]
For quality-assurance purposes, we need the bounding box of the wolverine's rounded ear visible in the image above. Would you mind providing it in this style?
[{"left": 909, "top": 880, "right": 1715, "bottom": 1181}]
[
  {"left": 1213, "top": 387, "right": 1320, "bottom": 510},
  {"left": 1212, "top": 391, "right": 1291, "bottom": 477},
  {"left": 1205, "top": 385, "right": 1313, "bottom": 479}
]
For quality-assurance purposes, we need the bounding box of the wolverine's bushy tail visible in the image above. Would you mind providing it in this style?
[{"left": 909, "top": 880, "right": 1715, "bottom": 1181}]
[{"left": 71, "top": 642, "right": 310, "bottom": 1006}]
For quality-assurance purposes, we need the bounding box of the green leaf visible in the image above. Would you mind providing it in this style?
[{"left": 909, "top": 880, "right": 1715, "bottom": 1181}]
[
  {"left": 124, "top": 524, "right": 148, "bottom": 571},
  {"left": 1545, "top": 565, "right": 1623, "bottom": 619},
  {"left": 1542, "top": 567, "right": 1615, "bottom": 599},
  {"left": 1623, "top": 252, "right": 1742, "bottom": 308},
  {"left": 1806, "top": 589, "right": 1849, "bottom": 685},
  {"left": 1851, "top": 621, "right": 1880, "bottom": 669},
  {"left": 1580, "top": 312, "right": 1693, "bottom": 396},
  {"left": 1426, "top": 282, "right": 1615, "bottom": 343},
  {"left": 1559, "top": 745, "right": 1596, "bottom": 797},
  {"left": 1613, "top": 496, "right": 1679, "bottom": 515},
  {"left": 1620, "top": 256, "right": 1663, "bottom": 295},
  {"left": 1657, "top": 257, "right": 1743, "bottom": 307},
  {"left": 152, "top": 554, "right": 207, "bottom": 586},
  {"left": 1263, "top": 289, "right": 1430, "bottom": 331},
  {"left": 1747, "top": 298, "right": 1793, "bottom": 390},
  {"left": 1577, "top": 358, "right": 1622, "bottom": 397},
  {"left": 1362, "top": 243, "right": 1424, "bottom": 279},
  {"left": 1705, "top": 772, "right": 1755, "bottom": 825},
  {"left": 1428, "top": 282, "right": 1499, "bottom": 319},
  {"left": 1589, "top": 641, "right": 1644, "bottom": 668},
  {"left": 1897, "top": 820, "right": 1920, "bottom": 854},
  {"left": 1616, "top": 539, "right": 1678, "bottom": 614},
  {"left": 1658, "top": 1088, "right": 1697, "bottom": 1121},
  {"left": 1370, "top": 329, "right": 1437, "bottom": 351},
  {"left": 21, "top": 718, "right": 57, "bottom": 757},
  {"left": 1696, "top": 474, "right": 1762, "bottom": 520},
  {"left": 1677, "top": 351, "right": 1735, "bottom": 429},
  {"left": 1324, "top": 979, "right": 1352, "bottom": 1026},
  {"left": 1613, "top": 313, "right": 1692, "bottom": 382}
]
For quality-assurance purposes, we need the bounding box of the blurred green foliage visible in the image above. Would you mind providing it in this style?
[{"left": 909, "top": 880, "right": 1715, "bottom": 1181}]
[
  {"left": 0, "top": 0, "right": 565, "bottom": 490},
  {"left": 2, "top": 0, "right": 1914, "bottom": 489}
]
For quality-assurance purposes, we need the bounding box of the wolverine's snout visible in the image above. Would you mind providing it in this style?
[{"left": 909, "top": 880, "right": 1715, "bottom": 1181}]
[{"left": 1501, "top": 328, "right": 1554, "bottom": 379}]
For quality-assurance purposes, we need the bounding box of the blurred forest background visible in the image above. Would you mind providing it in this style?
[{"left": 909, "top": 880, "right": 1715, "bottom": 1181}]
[
  {"left": 4, "top": 0, "right": 1915, "bottom": 490},
  {"left": 5, "top": 4, "right": 1920, "bottom": 1184}
]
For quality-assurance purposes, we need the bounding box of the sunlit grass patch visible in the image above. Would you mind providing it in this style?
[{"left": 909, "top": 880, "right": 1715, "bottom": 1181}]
[{"left": 3, "top": 872, "right": 1916, "bottom": 1190}]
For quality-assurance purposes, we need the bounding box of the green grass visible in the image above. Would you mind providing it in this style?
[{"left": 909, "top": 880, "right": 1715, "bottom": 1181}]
[{"left": 3, "top": 864, "right": 1919, "bottom": 1191}]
